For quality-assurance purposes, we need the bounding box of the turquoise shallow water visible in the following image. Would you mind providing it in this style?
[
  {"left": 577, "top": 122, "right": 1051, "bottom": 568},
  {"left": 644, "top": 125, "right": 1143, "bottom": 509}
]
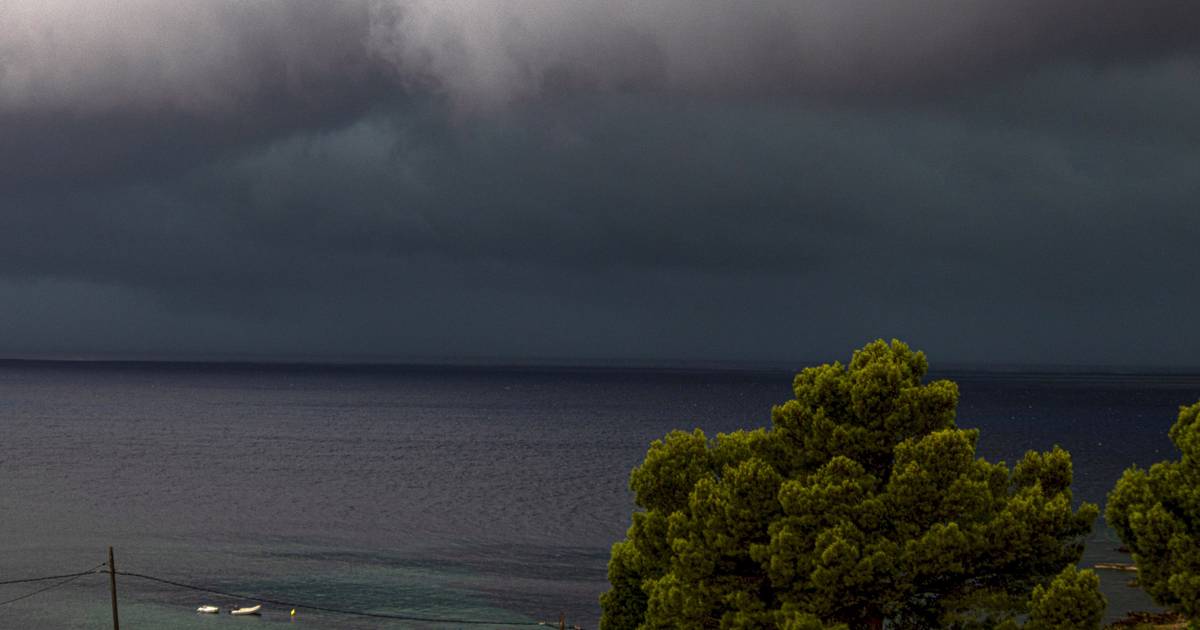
[{"left": 0, "top": 363, "right": 1196, "bottom": 627}]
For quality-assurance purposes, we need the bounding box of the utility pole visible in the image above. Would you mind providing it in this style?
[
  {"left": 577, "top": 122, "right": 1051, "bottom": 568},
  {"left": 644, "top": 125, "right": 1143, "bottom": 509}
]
[{"left": 108, "top": 546, "right": 120, "bottom": 630}]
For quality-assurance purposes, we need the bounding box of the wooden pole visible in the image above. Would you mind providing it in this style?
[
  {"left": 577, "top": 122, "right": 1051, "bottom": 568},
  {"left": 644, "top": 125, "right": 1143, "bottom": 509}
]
[
  {"left": 559, "top": 612, "right": 565, "bottom": 630},
  {"left": 108, "top": 546, "right": 120, "bottom": 630}
]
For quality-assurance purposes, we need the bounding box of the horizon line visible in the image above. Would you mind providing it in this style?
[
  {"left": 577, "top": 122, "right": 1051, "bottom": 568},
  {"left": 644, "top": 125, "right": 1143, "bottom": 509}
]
[{"left": 1, "top": 354, "right": 1198, "bottom": 376}]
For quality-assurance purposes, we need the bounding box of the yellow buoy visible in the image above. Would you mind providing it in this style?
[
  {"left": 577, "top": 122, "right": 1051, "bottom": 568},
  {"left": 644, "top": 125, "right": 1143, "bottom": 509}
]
[{"left": 291, "top": 608, "right": 296, "bottom": 617}]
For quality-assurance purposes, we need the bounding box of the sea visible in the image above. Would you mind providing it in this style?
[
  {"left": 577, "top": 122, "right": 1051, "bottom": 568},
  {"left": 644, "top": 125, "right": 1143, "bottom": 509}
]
[{"left": 1, "top": 361, "right": 1197, "bottom": 628}]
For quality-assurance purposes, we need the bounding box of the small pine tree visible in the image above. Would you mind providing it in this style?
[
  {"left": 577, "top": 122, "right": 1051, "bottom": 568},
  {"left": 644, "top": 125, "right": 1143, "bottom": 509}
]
[{"left": 1025, "top": 565, "right": 1106, "bottom": 630}]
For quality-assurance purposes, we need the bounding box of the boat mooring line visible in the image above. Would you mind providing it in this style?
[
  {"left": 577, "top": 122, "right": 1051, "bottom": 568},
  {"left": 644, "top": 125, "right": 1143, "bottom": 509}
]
[{"left": 114, "top": 570, "right": 563, "bottom": 626}]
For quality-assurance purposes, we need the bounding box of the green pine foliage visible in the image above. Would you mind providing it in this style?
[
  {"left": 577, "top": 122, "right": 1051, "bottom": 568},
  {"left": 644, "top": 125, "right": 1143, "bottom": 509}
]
[
  {"left": 1107, "top": 400, "right": 1200, "bottom": 622},
  {"left": 600, "top": 340, "right": 1100, "bottom": 630},
  {"left": 1025, "top": 566, "right": 1106, "bottom": 630}
]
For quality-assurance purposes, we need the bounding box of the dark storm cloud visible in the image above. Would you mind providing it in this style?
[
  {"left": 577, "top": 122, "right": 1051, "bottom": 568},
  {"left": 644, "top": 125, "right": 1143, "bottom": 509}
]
[
  {"left": 0, "top": 1, "right": 381, "bottom": 114},
  {"left": 3, "top": 0, "right": 1198, "bottom": 183},
  {"left": 368, "top": 0, "right": 1200, "bottom": 104},
  {"left": 7, "top": 62, "right": 1200, "bottom": 362},
  {"left": 0, "top": 1, "right": 402, "bottom": 188},
  {"left": 1, "top": 1, "right": 1199, "bottom": 365},
  {"left": 5, "top": 1, "right": 1200, "bottom": 116}
]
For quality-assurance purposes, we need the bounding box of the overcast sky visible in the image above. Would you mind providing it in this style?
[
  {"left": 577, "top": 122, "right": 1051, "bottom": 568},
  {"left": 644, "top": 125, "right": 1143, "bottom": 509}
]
[{"left": 1, "top": 1, "right": 1198, "bottom": 367}]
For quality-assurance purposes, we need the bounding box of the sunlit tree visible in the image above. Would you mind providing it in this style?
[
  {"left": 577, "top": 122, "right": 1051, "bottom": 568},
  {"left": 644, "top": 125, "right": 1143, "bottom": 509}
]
[
  {"left": 1107, "top": 400, "right": 1200, "bottom": 622},
  {"left": 601, "top": 340, "right": 1099, "bottom": 629},
  {"left": 1023, "top": 565, "right": 1106, "bottom": 630}
]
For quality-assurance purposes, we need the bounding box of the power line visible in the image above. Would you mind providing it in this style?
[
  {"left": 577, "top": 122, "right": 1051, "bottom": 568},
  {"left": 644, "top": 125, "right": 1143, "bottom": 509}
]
[
  {"left": 0, "top": 566, "right": 104, "bottom": 587},
  {"left": 0, "top": 562, "right": 583, "bottom": 628},
  {"left": 0, "top": 564, "right": 105, "bottom": 608},
  {"left": 114, "top": 570, "right": 561, "bottom": 627}
]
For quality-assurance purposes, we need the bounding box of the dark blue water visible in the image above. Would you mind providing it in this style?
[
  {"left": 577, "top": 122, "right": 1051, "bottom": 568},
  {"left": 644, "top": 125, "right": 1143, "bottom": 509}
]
[{"left": 0, "top": 363, "right": 1196, "bottom": 628}]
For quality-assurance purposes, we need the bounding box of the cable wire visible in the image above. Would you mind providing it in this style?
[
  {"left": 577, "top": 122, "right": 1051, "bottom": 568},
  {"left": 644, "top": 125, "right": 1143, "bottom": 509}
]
[
  {"left": 115, "top": 570, "right": 556, "bottom": 626},
  {"left": 0, "top": 566, "right": 105, "bottom": 587},
  {"left": 0, "top": 564, "right": 105, "bottom": 608}
]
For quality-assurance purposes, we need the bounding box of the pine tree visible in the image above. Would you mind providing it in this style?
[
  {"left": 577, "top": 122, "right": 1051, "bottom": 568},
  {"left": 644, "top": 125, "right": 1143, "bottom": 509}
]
[
  {"left": 1024, "top": 565, "right": 1106, "bottom": 630},
  {"left": 601, "top": 340, "right": 1099, "bottom": 629},
  {"left": 1107, "top": 400, "right": 1200, "bottom": 622}
]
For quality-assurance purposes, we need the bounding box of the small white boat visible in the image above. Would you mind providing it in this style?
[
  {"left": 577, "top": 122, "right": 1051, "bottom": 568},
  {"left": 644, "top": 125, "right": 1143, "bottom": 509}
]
[
  {"left": 196, "top": 605, "right": 219, "bottom": 614},
  {"left": 230, "top": 604, "right": 262, "bottom": 616}
]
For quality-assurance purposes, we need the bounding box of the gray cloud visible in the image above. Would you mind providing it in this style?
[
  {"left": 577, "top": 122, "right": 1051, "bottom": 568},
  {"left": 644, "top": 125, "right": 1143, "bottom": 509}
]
[
  {"left": 5, "top": 0, "right": 1199, "bottom": 115},
  {"left": 5, "top": 58, "right": 1200, "bottom": 363},
  {"left": 4, "top": 0, "right": 1197, "bottom": 184},
  {"left": 0, "top": 0, "right": 395, "bottom": 187},
  {"left": 370, "top": 0, "right": 1200, "bottom": 104},
  {"left": 1, "top": 2, "right": 1199, "bottom": 366},
  {"left": 0, "top": 1, "right": 380, "bottom": 114}
]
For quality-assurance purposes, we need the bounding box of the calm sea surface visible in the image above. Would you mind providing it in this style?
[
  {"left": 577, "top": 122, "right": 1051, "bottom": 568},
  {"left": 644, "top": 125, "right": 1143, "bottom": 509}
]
[{"left": 1, "top": 363, "right": 1198, "bottom": 628}]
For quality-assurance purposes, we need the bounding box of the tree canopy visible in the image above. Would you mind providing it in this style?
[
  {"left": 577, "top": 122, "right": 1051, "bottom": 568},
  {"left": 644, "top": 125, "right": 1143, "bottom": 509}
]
[
  {"left": 601, "top": 340, "right": 1099, "bottom": 629},
  {"left": 1019, "top": 565, "right": 1106, "bottom": 630},
  {"left": 1107, "top": 400, "right": 1200, "bottom": 621}
]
